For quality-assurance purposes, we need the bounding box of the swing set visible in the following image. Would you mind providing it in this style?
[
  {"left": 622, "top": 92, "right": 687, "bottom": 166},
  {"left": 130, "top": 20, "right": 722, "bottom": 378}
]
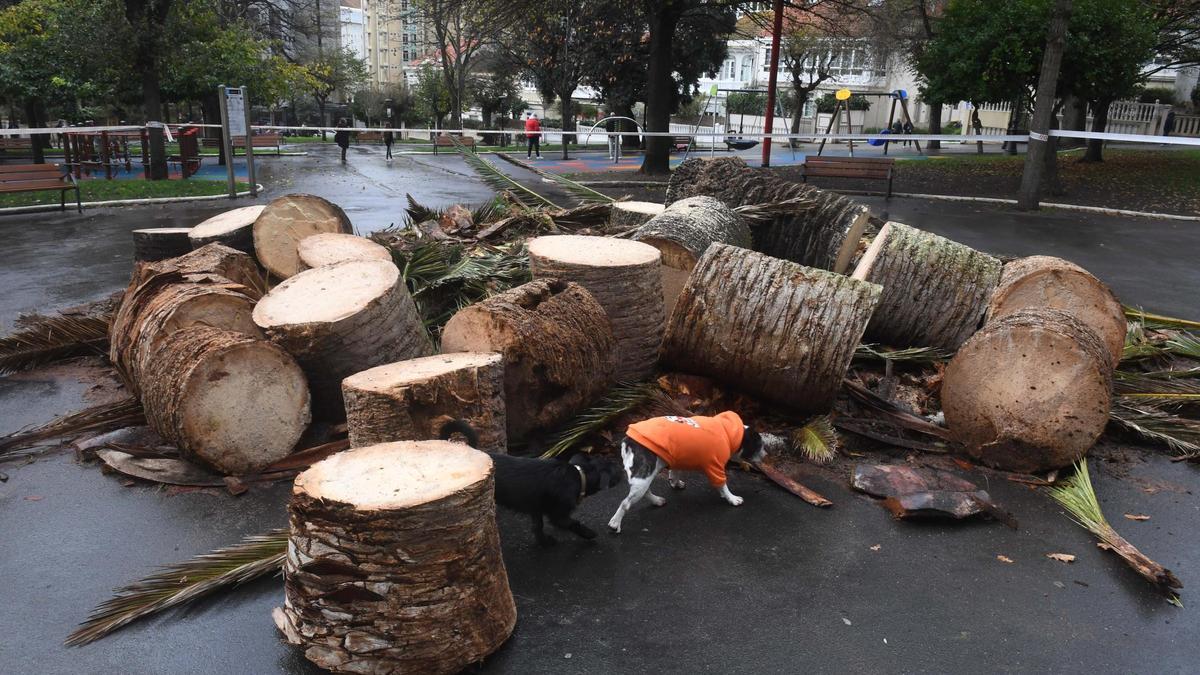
[{"left": 817, "top": 88, "right": 924, "bottom": 157}]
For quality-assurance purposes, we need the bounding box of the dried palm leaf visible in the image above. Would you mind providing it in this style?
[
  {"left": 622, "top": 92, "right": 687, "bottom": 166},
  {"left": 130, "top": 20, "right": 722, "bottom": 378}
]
[
  {"left": 495, "top": 153, "right": 614, "bottom": 205},
  {"left": 790, "top": 415, "right": 839, "bottom": 464},
  {"left": 447, "top": 139, "right": 559, "bottom": 209},
  {"left": 0, "top": 397, "right": 145, "bottom": 460},
  {"left": 733, "top": 196, "right": 820, "bottom": 222},
  {"left": 550, "top": 202, "right": 615, "bottom": 230},
  {"left": 1124, "top": 306, "right": 1200, "bottom": 331},
  {"left": 541, "top": 381, "right": 679, "bottom": 458},
  {"left": 0, "top": 312, "right": 111, "bottom": 375},
  {"left": 1046, "top": 460, "right": 1181, "bottom": 596},
  {"left": 854, "top": 343, "right": 952, "bottom": 364},
  {"left": 66, "top": 529, "right": 288, "bottom": 646},
  {"left": 1109, "top": 402, "right": 1200, "bottom": 458},
  {"left": 404, "top": 193, "right": 442, "bottom": 225}
]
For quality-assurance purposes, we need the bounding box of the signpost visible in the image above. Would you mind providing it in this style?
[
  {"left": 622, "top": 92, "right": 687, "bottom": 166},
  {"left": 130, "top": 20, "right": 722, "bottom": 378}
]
[{"left": 218, "top": 85, "right": 257, "bottom": 199}]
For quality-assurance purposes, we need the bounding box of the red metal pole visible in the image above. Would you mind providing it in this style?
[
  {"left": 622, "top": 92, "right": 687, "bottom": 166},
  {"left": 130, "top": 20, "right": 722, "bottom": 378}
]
[{"left": 761, "top": 0, "right": 785, "bottom": 167}]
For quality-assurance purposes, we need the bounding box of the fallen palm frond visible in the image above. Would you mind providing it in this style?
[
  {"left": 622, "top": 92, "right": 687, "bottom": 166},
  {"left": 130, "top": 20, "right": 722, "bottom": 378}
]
[
  {"left": 448, "top": 139, "right": 559, "bottom": 210},
  {"left": 854, "top": 343, "right": 952, "bottom": 364},
  {"left": 1165, "top": 332, "right": 1200, "bottom": 360},
  {"left": 1109, "top": 402, "right": 1200, "bottom": 458},
  {"left": 66, "top": 529, "right": 288, "bottom": 646},
  {"left": 1114, "top": 369, "right": 1200, "bottom": 405},
  {"left": 1046, "top": 460, "right": 1181, "bottom": 597},
  {"left": 393, "top": 241, "right": 531, "bottom": 335},
  {"left": 1124, "top": 306, "right": 1200, "bottom": 331},
  {"left": 549, "top": 201, "right": 615, "bottom": 230},
  {"left": 0, "top": 397, "right": 145, "bottom": 460},
  {"left": 733, "top": 196, "right": 820, "bottom": 223},
  {"left": 541, "top": 381, "right": 683, "bottom": 458},
  {"left": 0, "top": 311, "right": 111, "bottom": 375},
  {"left": 843, "top": 378, "right": 954, "bottom": 440},
  {"left": 754, "top": 457, "right": 833, "bottom": 507},
  {"left": 790, "top": 415, "right": 839, "bottom": 464},
  {"left": 495, "top": 153, "right": 614, "bottom": 205},
  {"left": 404, "top": 193, "right": 442, "bottom": 225}
]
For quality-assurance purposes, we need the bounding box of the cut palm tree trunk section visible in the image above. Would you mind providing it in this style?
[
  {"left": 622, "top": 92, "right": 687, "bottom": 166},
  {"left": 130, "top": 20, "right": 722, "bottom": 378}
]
[
  {"left": 132, "top": 228, "right": 193, "bottom": 262},
  {"left": 441, "top": 279, "right": 616, "bottom": 439},
  {"left": 253, "top": 260, "right": 433, "bottom": 420},
  {"left": 342, "top": 352, "right": 506, "bottom": 451},
  {"left": 253, "top": 193, "right": 354, "bottom": 280},
  {"left": 528, "top": 235, "right": 664, "bottom": 381},
  {"left": 852, "top": 221, "right": 1002, "bottom": 351},
  {"left": 662, "top": 243, "right": 881, "bottom": 412},
  {"left": 297, "top": 232, "right": 393, "bottom": 272},
  {"left": 942, "top": 308, "right": 1114, "bottom": 473},
  {"left": 633, "top": 196, "right": 751, "bottom": 318},
  {"left": 142, "top": 326, "right": 311, "bottom": 475},
  {"left": 131, "top": 242, "right": 266, "bottom": 295},
  {"left": 609, "top": 201, "right": 665, "bottom": 230},
  {"left": 988, "top": 255, "right": 1126, "bottom": 368},
  {"left": 274, "top": 441, "right": 516, "bottom": 675},
  {"left": 664, "top": 157, "right": 868, "bottom": 274},
  {"left": 188, "top": 205, "right": 265, "bottom": 256}
]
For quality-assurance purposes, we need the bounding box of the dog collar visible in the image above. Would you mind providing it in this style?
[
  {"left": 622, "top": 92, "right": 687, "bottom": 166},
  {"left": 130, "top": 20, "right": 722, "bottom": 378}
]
[{"left": 572, "top": 463, "right": 587, "bottom": 504}]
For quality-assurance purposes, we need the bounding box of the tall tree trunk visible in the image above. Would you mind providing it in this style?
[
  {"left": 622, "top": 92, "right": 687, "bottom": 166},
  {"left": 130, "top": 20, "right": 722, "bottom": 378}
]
[
  {"left": 640, "top": 9, "right": 678, "bottom": 175},
  {"left": 1081, "top": 98, "right": 1110, "bottom": 162},
  {"left": 616, "top": 102, "right": 638, "bottom": 150},
  {"left": 24, "top": 99, "right": 46, "bottom": 164},
  {"left": 202, "top": 94, "right": 226, "bottom": 167},
  {"left": 1060, "top": 95, "right": 1086, "bottom": 148},
  {"left": 788, "top": 85, "right": 806, "bottom": 149},
  {"left": 143, "top": 67, "right": 168, "bottom": 180},
  {"left": 1042, "top": 107, "right": 1062, "bottom": 196},
  {"left": 558, "top": 89, "right": 574, "bottom": 159},
  {"left": 927, "top": 102, "right": 943, "bottom": 150},
  {"left": 1017, "top": 0, "right": 1071, "bottom": 211}
]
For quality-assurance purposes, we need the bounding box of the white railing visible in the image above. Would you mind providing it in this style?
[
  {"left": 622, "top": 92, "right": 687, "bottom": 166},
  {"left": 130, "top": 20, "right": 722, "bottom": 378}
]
[
  {"left": 1106, "top": 101, "right": 1162, "bottom": 122},
  {"left": 669, "top": 123, "right": 721, "bottom": 147},
  {"left": 1169, "top": 114, "right": 1200, "bottom": 138}
]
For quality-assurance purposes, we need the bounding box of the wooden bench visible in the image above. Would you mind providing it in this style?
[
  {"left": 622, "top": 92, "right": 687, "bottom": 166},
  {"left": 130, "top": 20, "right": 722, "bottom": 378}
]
[
  {"left": 356, "top": 131, "right": 384, "bottom": 143},
  {"left": 672, "top": 136, "right": 692, "bottom": 152},
  {"left": 200, "top": 134, "right": 283, "bottom": 155},
  {"left": 432, "top": 134, "right": 476, "bottom": 154},
  {"left": 801, "top": 156, "right": 896, "bottom": 198},
  {"left": 0, "top": 163, "right": 81, "bottom": 212}
]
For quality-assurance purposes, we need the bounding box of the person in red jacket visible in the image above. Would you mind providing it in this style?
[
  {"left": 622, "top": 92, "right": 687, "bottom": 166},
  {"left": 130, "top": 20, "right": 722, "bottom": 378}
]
[{"left": 524, "top": 113, "right": 542, "bottom": 159}]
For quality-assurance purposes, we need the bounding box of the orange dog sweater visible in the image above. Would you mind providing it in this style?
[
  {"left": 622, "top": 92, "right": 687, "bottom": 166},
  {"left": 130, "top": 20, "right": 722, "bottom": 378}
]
[{"left": 625, "top": 412, "right": 745, "bottom": 487}]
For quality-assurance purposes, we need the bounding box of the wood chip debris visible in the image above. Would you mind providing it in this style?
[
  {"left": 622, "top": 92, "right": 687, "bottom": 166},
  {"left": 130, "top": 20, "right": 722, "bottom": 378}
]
[
  {"left": 1046, "top": 553, "right": 1077, "bottom": 564},
  {"left": 997, "top": 555, "right": 1015, "bottom": 564},
  {"left": 1124, "top": 513, "right": 1151, "bottom": 521}
]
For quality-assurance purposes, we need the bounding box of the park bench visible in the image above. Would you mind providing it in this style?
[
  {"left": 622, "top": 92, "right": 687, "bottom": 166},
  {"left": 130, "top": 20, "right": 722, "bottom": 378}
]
[
  {"left": 356, "top": 131, "right": 384, "bottom": 143},
  {"left": 801, "top": 156, "right": 896, "bottom": 198},
  {"left": 200, "top": 134, "right": 283, "bottom": 155},
  {"left": 672, "top": 136, "right": 693, "bottom": 152},
  {"left": 0, "top": 163, "right": 82, "bottom": 212},
  {"left": 0, "top": 137, "right": 33, "bottom": 153},
  {"left": 432, "top": 134, "right": 477, "bottom": 155}
]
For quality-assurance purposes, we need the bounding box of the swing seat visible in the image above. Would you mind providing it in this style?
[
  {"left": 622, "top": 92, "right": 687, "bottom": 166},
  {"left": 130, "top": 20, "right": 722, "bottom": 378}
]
[
  {"left": 867, "top": 129, "right": 891, "bottom": 147},
  {"left": 725, "top": 137, "right": 758, "bottom": 151}
]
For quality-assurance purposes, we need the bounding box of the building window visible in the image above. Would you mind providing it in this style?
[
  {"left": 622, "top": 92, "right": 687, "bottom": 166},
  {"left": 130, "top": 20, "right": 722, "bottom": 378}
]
[
  {"left": 740, "top": 57, "right": 751, "bottom": 82},
  {"left": 762, "top": 48, "right": 771, "bottom": 71}
]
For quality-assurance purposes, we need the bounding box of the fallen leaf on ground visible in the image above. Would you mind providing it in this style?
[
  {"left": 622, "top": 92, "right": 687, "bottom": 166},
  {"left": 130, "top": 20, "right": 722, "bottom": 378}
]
[
  {"left": 870, "top": 544, "right": 881, "bottom": 551},
  {"left": 1046, "top": 553, "right": 1076, "bottom": 564},
  {"left": 25, "top": 495, "right": 43, "bottom": 501},
  {"left": 1124, "top": 513, "right": 1150, "bottom": 521},
  {"left": 842, "top": 617, "right": 852, "bottom": 626},
  {"left": 997, "top": 555, "right": 1015, "bottom": 564}
]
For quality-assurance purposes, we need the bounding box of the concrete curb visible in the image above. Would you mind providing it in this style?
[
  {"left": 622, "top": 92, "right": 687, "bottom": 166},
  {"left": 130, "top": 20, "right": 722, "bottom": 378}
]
[{"left": 0, "top": 184, "right": 266, "bottom": 216}]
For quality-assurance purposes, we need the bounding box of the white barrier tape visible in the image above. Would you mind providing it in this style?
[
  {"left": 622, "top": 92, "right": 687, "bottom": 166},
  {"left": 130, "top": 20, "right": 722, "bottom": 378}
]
[
  {"left": 146, "top": 121, "right": 174, "bottom": 143},
  {"left": 1049, "top": 129, "right": 1200, "bottom": 146},
  {"left": 1029, "top": 131, "right": 1048, "bottom": 142},
  {"left": 0, "top": 125, "right": 145, "bottom": 136}
]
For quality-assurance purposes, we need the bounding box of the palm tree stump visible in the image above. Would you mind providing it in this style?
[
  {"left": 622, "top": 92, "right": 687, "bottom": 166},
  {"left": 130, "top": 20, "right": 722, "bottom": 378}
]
[
  {"left": 634, "top": 196, "right": 751, "bottom": 317},
  {"left": 342, "top": 352, "right": 507, "bottom": 451},
  {"left": 297, "top": 232, "right": 393, "bottom": 272},
  {"left": 852, "top": 221, "right": 1002, "bottom": 350},
  {"left": 942, "top": 308, "right": 1114, "bottom": 473},
  {"left": 253, "top": 260, "right": 433, "bottom": 420},
  {"left": 132, "top": 228, "right": 193, "bottom": 262},
  {"left": 274, "top": 441, "right": 516, "bottom": 675},
  {"left": 441, "top": 279, "right": 616, "bottom": 439},
  {"left": 987, "top": 255, "right": 1126, "bottom": 367},
  {"left": 609, "top": 201, "right": 665, "bottom": 230},
  {"left": 142, "top": 326, "right": 310, "bottom": 474},
  {"left": 253, "top": 193, "right": 354, "bottom": 279},
  {"left": 133, "top": 243, "right": 265, "bottom": 295},
  {"left": 662, "top": 243, "right": 881, "bottom": 413},
  {"left": 528, "top": 235, "right": 663, "bottom": 380},
  {"left": 188, "top": 205, "right": 265, "bottom": 256}
]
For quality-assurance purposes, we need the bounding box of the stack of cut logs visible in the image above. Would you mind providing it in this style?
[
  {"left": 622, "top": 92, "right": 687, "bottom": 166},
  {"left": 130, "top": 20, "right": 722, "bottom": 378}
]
[{"left": 111, "top": 161, "right": 1128, "bottom": 671}]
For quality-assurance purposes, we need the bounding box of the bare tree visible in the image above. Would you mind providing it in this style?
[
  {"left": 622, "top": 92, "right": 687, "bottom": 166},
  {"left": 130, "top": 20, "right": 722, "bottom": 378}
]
[{"left": 417, "top": 0, "right": 507, "bottom": 130}]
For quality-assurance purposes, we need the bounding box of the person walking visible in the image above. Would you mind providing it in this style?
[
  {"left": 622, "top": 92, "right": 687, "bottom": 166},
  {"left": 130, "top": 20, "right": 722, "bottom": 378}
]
[
  {"left": 525, "top": 113, "right": 542, "bottom": 159},
  {"left": 334, "top": 118, "right": 351, "bottom": 162},
  {"left": 383, "top": 128, "right": 394, "bottom": 161},
  {"left": 1163, "top": 110, "right": 1176, "bottom": 137}
]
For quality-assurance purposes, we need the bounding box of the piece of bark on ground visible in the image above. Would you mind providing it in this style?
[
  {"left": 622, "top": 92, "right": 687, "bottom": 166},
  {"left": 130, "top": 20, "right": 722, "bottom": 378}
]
[{"left": 851, "top": 463, "right": 1015, "bottom": 525}]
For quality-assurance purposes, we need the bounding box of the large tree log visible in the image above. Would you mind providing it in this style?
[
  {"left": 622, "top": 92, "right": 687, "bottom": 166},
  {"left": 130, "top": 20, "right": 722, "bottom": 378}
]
[
  {"left": 608, "top": 201, "right": 665, "bottom": 231},
  {"left": 342, "top": 352, "right": 506, "bottom": 451},
  {"left": 441, "top": 279, "right": 616, "bottom": 439},
  {"left": 852, "top": 221, "right": 1002, "bottom": 350},
  {"left": 297, "top": 232, "right": 393, "bottom": 271},
  {"left": 253, "top": 260, "right": 433, "bottom": 420},
  {"left": 142, "top": 326, "right": 311, "bottom": 474},
  {"left": 664, "top": 157, "right": 868, "bottom": 273},
  {"left": 132, "top": 228, "right": 192, "bottom": 262},
  {"left": 274, "top": 441, "right": 516, "bottom": 675},
  {"left": 987, "top": 255, "right": 1125, "bottom": 367},
  {"left": 634, "top": 196, "right": 751, "bottom": 317},
  {"left": 253, "top": 193, "right": 354, "bottom": 279},
  {"left": 188, "top": 205, "right": 265, "bottom": 255},
  {"left": 528, "top": 235, "right": 663, "bottom": 380},
  {"left": 662, "top": 243, "right": 881, "bottom": 412},
  {"left": 129, "top": 243, "right": 266, "bottom": 296},
  {"left": 942, "top": 308, "right": 1114, "bottom": 473}
]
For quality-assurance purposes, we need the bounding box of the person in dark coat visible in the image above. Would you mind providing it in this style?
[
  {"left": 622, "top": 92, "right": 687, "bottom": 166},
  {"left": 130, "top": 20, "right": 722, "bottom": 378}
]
[
  {"left": 383, "top": 129, "right": 394, "bottom": 161},
  {"left": 1163, "top": 110, "right": 1176, "bottom": 137},
  {"left": 334, "top": 118, "right": 350, "bottom": 162}
]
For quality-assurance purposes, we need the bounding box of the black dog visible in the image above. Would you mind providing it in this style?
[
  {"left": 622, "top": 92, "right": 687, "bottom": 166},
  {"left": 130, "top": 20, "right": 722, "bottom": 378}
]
[{"left": 440, "top": 420, "right": 623, "bottom": 546}]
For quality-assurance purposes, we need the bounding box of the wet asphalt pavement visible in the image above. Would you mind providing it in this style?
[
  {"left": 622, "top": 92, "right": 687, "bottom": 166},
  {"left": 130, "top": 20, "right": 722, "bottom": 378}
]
[{"left": 1, "top": 145, "right": 1199, "bottom": 674}]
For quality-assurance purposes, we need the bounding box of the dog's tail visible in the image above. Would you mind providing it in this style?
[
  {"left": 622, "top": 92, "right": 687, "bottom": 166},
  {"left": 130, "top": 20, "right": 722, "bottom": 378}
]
[{"left": 438, "top": 418, "right": 480, "bottom": 448}]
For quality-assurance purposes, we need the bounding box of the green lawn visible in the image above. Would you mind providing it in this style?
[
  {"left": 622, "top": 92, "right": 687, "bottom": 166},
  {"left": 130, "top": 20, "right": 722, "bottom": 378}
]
[{"left": 0, "top": 179, "right": 251, "bottom": 209}]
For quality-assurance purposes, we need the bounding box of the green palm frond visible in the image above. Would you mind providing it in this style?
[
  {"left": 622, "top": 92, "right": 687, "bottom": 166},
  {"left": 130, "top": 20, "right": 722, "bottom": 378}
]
[
  {"left": 66, "top": 529, "right": 288, "bottom": 646},
  {"left": 1124, "top": 306, "right": 1200, "bottom": 331},
  {"left": 542, "top": 381, "right": 678, "bottom": 458},
  {"left": 1115, "top": 369, "right": 1200, "bottom": 403},
  {"left": 0, "top": 312, "right": 111, "bottom": 375},
  {"left": 0, "top": 397, "right": 145, "bottom": 459},
  {"left": 404, "top": 193, "right": 443, "bottom": 225},
  {"left": 790, "top": 415, "right": 839, "bottom": 464},
  {"left": 494, "top": 153, "right": 614, "bottom": 205},
  {"left": 446, "top": 139, "right": 559, "bottom": 209},
  {"left": 1166, "top": 332, "right": 1200, "bottom": 360},
  {"left": 854, "top": 343, "right": 952, "bottom": 363},
  {"left": 1109, "top": 402, "right": 1200, "bottom": 458}
]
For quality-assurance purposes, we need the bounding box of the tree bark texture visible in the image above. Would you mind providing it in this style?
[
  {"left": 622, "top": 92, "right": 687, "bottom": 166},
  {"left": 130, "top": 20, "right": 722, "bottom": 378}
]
[
  {"left": 609, "top": 202, "right": 665, "bottom": 231},
  {"left": 1082, "top": 99, "right": 1110, "bottom": 162},
  {"left": 274, "top": 441, "right": 515, "bottom": 675},
  {"left": 142, "top": 326, "right": 311, "bottom": 474},
  {"left": 189, "top": 205, "right": 265, "bottom": 256},
  {"left": 132, "top": 228, "right": 193, "bottom": 262},
  {"left": 640, "top": 8, "right": 679, "bottom": 175},
  {"left": 129, "top": 243, "right": 266, "bottom": 296},
  {"left": 942, "top": 308, "right": 1113, "bottom": 473},
  {"left": 342, "top": 352, "right": 506, "bottom": 452},
  {"left": 1016, "top": 0, "right": 1071, "bottom": 210},
  {"left": 252, "top": 260, "right": 434, "bottom": 421},
  {"left": 253, "top": 193, "right": 355, "bottom": 280},
  {"left": 297, "top": 233, "right": 393, "bottom": 272},
  {"left": 852, "top": 222, "right": 1002, "bottom": 351},
  {"left": 661, "top": 243, "right": 881, "bottom": 413},
  {"left": 440, "top": 280, "right": 617, "bottom": 439},
  {"left": 987, "top": 255, "right": 1125, "bottom": 367},
  {"left": 528, "top": 236, "right": 663, "bottom": 381}
]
